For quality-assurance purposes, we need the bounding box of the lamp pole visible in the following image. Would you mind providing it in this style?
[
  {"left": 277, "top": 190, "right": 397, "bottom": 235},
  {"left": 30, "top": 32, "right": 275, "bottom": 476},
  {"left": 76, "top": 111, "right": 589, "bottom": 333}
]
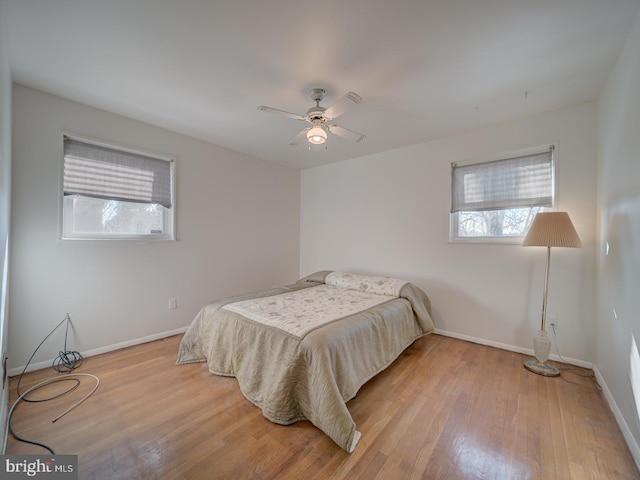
[{"left": 540, "top": 246, "right": 551, "bottom": 332}]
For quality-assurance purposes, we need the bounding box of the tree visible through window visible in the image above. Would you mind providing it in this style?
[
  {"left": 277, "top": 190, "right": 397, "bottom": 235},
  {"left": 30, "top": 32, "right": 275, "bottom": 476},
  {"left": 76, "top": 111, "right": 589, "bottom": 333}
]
[
  {"left": 69, "top": 196, "right": 165, "bottom": 235},
  {"left": 456, "top": 207, "right": 543, "bottom": 237}
]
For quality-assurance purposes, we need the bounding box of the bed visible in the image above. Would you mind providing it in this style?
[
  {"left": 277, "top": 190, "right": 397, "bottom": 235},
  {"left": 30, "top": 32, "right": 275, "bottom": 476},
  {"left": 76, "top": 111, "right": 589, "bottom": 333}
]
[{"left": 176, "top": 270, "right": 434, "bottom": 452}]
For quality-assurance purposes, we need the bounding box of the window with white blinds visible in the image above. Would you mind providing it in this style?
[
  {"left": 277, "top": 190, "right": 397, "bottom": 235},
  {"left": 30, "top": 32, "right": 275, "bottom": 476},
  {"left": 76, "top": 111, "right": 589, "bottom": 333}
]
[
  {"left": 63, "top": 137, "right": 172, "bottom": 208},
  {"left": 450, "top": 146, "right": 555, "bottom": 242},
  {"left": 62, "top": 136, "right": 175, "bottom": 240}
]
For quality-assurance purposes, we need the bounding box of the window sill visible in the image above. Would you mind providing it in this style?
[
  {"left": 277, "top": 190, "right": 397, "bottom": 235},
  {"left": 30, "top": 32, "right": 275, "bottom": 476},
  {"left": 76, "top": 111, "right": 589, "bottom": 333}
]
[{"left": 449, "top": 236, "right": 525, "bottom": 245}]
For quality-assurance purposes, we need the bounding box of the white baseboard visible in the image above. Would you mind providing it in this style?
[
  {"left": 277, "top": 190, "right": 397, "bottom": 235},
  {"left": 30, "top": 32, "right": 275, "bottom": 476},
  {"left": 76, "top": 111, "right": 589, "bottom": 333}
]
[
  {"left": 593, "top": 365, "right": 640, "bottom": 471},
  {"left": 433, "top": 328, "right": 592, "bottom": 369},
  {"left": 435, "top": 328, "right": 640, "bottom": 472},
  {"left": 7, "top": 326, "right": 188, "bottom": 377}
]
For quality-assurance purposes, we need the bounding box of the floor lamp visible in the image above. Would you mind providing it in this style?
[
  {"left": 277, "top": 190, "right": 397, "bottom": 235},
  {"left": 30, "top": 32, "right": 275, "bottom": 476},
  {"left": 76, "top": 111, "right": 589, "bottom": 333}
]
[{"left": 522, "top": 212, "right": 581, "bottom": 376}]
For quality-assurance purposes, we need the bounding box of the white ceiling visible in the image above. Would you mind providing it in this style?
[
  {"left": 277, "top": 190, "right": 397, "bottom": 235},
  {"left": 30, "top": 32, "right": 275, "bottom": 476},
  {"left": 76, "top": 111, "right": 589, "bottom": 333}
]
[{"left": 4, "top": 0, "right": 639, "bottom": 169}]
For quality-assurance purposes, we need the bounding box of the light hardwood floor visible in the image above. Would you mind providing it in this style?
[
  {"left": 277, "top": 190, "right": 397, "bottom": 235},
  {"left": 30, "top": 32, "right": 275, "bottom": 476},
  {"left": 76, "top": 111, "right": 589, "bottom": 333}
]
[{"left": 5, "top": 334, "right": 639, "bottom": 479}]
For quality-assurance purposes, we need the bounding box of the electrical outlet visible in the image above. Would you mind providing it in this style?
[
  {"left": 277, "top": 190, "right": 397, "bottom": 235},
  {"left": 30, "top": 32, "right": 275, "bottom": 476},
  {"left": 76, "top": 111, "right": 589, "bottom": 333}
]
[
  {"left": 168, "top": 298, "right": 177, "bottom": 310},
  {"left": 548, "top": 315, "right": 558, "bottom": 328}
]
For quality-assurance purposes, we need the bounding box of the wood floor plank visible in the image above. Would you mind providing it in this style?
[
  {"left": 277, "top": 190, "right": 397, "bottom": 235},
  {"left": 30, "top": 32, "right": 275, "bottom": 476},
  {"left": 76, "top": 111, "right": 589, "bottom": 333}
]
[{"left": 5, "top": 334, "right": 638, "bottom": 479}]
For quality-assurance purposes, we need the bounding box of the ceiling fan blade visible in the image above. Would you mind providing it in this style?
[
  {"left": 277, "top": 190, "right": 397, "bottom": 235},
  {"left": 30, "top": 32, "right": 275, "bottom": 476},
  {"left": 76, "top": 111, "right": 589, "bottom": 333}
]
[
  {"left": 327, "top": 124, "right": 366, "bottom": 143},
  {"left": 257, "top": 105, "right": 306, "bottom": 122},
  {"left": 288, "top": 127, "right": 311, "bottom": 146},
  {"left": 324, "top": 92, "right": 362, "bottom": 120}
]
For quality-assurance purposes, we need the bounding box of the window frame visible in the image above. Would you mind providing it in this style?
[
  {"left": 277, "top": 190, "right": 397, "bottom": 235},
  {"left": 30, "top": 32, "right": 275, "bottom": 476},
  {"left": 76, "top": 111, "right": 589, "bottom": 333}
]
[
  {"left": 60, "top": 134, "right": 176, "bottom": 241},
  {"left": 449, "top": 144, "right": 557, "bottom": 244}
]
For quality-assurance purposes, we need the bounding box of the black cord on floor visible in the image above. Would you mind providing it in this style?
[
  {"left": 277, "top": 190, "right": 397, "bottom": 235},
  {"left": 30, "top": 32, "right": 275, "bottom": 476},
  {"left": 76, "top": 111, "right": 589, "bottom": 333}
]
[
  {"left": 16, "top": 314, "right": 83, "bottom": 397},
  {"left": 551, "top": 323, "right": 602, "bottom": 392},
  {"left": 8, "top": 314, "right": 93, "bottom": 454},
  {"left": 53, "top": 318, "right": 83, "bottom": 373}
]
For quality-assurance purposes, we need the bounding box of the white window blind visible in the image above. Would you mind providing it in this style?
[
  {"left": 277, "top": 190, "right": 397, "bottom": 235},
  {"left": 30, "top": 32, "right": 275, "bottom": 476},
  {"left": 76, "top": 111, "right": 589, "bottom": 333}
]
[
  {"left": 451, "top": 148, "right": 554, "bottom": 213},
  {"left": 63, "top": 137, "right": 172, "bottom": 208}
]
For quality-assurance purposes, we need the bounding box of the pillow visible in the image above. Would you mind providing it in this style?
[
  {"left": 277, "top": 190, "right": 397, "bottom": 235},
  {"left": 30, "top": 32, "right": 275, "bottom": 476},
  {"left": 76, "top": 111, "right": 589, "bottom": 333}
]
[{"left": 324, "top": 271, "right": 408, "bottom": 297}]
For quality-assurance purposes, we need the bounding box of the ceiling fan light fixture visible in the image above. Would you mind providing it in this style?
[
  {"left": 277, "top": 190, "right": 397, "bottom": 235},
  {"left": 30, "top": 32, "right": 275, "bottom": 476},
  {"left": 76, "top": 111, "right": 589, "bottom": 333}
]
[{"left": 307, "top": 125, "right": 327, "bottom": 145}]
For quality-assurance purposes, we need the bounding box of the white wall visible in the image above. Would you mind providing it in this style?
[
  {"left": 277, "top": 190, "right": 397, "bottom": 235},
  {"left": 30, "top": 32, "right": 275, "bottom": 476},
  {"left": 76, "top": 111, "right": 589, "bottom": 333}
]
[
  {"left": 301, "top": 102, "right": 597, "bottom": 363},
  {"left": 0, "top": 0, "right": 13, "bottom": 452},
  {"left": 596, "top": 10, "right": 640, "bottom": 464},
  {"left": 9, "top": 85, "right": 300, "bottom": 370}
]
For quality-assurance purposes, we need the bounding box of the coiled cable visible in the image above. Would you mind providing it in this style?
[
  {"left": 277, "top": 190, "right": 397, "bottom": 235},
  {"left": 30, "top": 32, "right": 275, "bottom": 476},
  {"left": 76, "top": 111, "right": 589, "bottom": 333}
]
[{"left": 6, "top": 314, "right": 99, "bottom": 454}]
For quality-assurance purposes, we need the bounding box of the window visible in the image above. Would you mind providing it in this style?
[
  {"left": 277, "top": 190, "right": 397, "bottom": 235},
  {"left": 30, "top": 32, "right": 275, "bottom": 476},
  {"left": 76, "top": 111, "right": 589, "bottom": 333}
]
[
  {"left": 62, "top": 136, "right": 175, "bottom": 240},
  {"left": 450, "top": 146, "right": 555, "bottom": 242}
]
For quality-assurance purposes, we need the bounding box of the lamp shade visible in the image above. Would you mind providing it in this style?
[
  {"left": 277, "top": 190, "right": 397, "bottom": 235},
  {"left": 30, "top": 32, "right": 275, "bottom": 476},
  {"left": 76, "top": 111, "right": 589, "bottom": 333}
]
[{"left": 522, "top": 212, "right": 581, "bottom": 248}]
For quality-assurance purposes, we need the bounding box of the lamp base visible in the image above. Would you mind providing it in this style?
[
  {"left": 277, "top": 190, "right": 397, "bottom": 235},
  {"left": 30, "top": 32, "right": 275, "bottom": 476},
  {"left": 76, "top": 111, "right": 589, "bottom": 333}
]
[{"left": 523, "top": 359, "right": 560, "bottom": 377}]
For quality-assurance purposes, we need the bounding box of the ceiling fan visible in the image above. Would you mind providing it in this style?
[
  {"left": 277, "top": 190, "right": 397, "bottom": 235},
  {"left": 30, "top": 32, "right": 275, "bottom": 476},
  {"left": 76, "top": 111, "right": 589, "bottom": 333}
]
[{"left": 257, "top": 88, "right": 366, "bottom": 148}]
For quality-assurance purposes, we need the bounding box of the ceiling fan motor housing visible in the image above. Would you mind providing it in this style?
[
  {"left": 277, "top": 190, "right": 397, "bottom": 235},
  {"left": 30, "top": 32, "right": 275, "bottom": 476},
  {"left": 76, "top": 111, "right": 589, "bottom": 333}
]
[
  {"left": 307, "top": 88, "right": 328, "bottom": 122},
  {"left": 306, "top": 107, "right": 327, "bottom": 122}
]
